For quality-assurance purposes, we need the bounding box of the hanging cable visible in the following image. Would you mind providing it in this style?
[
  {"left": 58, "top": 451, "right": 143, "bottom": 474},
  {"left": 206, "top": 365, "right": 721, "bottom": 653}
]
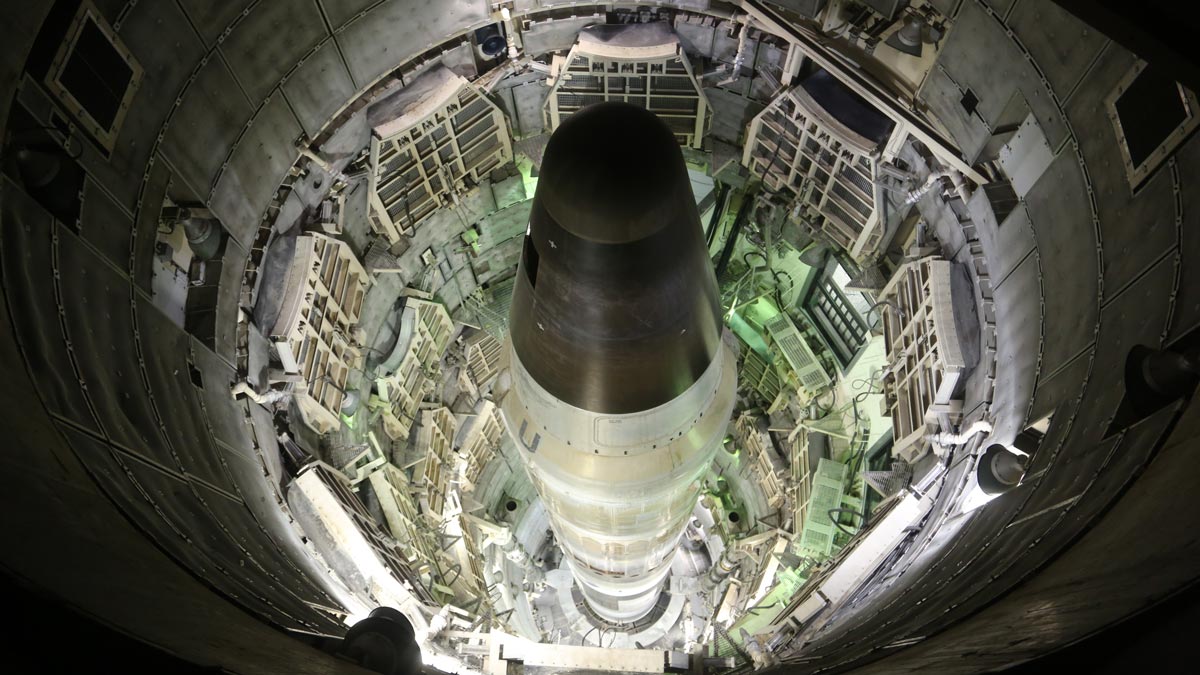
[{"left": 828, "top": 507, "right": 866, "bottom": 536}]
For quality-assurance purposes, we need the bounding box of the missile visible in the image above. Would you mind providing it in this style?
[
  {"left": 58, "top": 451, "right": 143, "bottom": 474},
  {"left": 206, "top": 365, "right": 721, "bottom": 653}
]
[{"left": 499, "top": 102, "right": 737, "bottom": 623}]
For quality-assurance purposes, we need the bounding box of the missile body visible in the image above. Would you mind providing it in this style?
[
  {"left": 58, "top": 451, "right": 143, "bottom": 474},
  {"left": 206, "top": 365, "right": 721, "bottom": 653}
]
[{"left": 499, "top": 102, "right": 736, "bottom": 623}]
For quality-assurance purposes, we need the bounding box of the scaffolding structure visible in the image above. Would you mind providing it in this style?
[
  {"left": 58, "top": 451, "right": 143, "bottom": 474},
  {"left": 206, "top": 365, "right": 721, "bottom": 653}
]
[
  {"left": 369, "top": 461, "right": 443, "bottom": 584},
  {"left": 545, "top": 23, "right": 709, "bottom": 148},
  {"left": 796, "top": 458, "right": 848, "bottom": 558},
  {"left": 740, "top": 347, "right": 784, "bottom": 408},
  {"left": 412, "top": 407, "right": 459, "bottom": 522},
  {"left": 763, "top": 312, "right": 833, "bottom": 398},
  {"left": 292, "top": 462, "right": 435, "bottom": 606},
  {"left": 372, "top": 294, "right": 455, "bottom": 441},
  {"left": 463, "top": 329, "right": 503, "bottom": 390},
  {"left": 743, "top": 85, "right": 900, "bottom": 260},
  {"left": 879, "top": 257, "right": 967, "bottom": 463},
  {"left": 270, "top": 233, "right": 368, "bottom": 434},
  {"left": 788, "top": 427, "right": 814, "bottom": 538},
  {"left": 366, "top": 445, "right": 487, "bottom": 605},
  {"left": 367, "top": 66, "right": 513, "bottom": 244},
  {"left": 735, "top": 413, "right": 787, "bottom": 514},
  {"left": 459, "top": 400, "right": 504, "bottom": 492}
]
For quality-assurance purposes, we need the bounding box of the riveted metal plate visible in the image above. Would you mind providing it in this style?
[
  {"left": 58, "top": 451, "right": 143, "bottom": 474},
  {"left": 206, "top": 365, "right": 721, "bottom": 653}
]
[
  {"left": 118, "top": 0, "right": 207, "bottom": 106},
  {"left": 319, "top": 0, "right": 380, "bottom": 30},
  {"left": 1006, "top": 1, "right": 1107, "bottom": 101},
  {"left": 160, "top": 57, "right": 254, "bottom": 199},
  {"left": 1065, "top": 46, "right": 1177, "bottom": 298},
  {"left": 190, "top": 340, "right": 256, "bottom": 456},
  {"left": 978, "top": 401, "right": 1175, "bottom": 622},
  {"left": 135, "top": 294, "right": 234, "bottom": 491},
  {"left": 282, "top": 38, "right": 358, "bottom": 138},
  {"left": 215, "top": 237, "right": 247, "bottom": 365},
  {"left": 510, "top": 80, "right": 550, "bottom": 137},
  {"left": 1022, "top": 149, "right": 1098, "bottom": 374},
  {"left": 194, "top": 479, "right": 345, "bottom": 627},
  {"left": 248, "top": 398, "right": 288, "bottom": 488},
  {"left": 1169, "top": 135, "right": 1200, "bottom": 342},
  {"left": 220, "top": 0, "right": 328, "bottom": 103},
  {"left": 916, "top": 65, "right": 990, "bottom": 164},
  {"left": 845, "top": 490, "right": 1028, "bottom": 650},
  {"left": 0, "top": 180, "right": 99, "bottom": 430},
  {"left": 80, "top": 178, "right": 133, "bottom": 271},
  {"left": 132, "top": 158, "right": 171, "bottom": 292},
  {"left": 1029, "top": 349, "right": 1088, "bottom": 432},
  {"left": 121, "top": 455, "right": 321, "bottom": 631},
  {"left": 54, "top": 421, "right": 309, "bottom": 631},
  {"left": 96, "top": 0, "right": 207, "bottom": 207},
  {"left": 1022, "top": 396, "right": 1077, "bottom": 477},
  {"left": 972, "top": 200, "right": 1035, "bottom": 290},
  {"left": 56, "top": 226, "right": 160, "bottom": 456},
  {"left": 1077, "top": 255, "right": 1176, "bottom": 445},
  {"left": 1021, "top": 432, "right": 1116, "bottom": 522},
  {"left": 210, "top": 94, "right": 302, "bottom": 247},
  {"left": 989, "top": 253, "right": 1040, "bottom": 441},
  {"left": 207, "top": 395, "right": 349, "bottom": 613},
  {"left": 982, "top": 0, "right": 1014, "bottom": 16},
  {"left": 175, "top": 0, "right": 249, "bottom": 46},
  {"left": 1051, "top": 401, "right": 1179, "bottom": 537},
  {"left": 916, "top": 440, "right": 1126, "bottom": 639},
  {"left": 518, "top": 15, "right": 603, "bottom": 57},
  {"left": 239, "top": 406, "right": 348, "bottom": 612},
  {"left": 0, "top": 4, "right": 50, "bottom": 136},
  {"left": 338, "top": 0, "right": 490, "bottom": 87},
  {"left": 54, "top": 422, "right": 161, "bottom": 513},
  {"left": 936, "top": 2, "right": 1068, "bottom": 151},
  {"left": 937, "top": 3, "right": 1024, "bottom": 127},
  {"left": 706, "top": 85, "right": 764, "bottom": 147},
  {"left": 674, "top": 20, "right": 716, "bottom": 58}
]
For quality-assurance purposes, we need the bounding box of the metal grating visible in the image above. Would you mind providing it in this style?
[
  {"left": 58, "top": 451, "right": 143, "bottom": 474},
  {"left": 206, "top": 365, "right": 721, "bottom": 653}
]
[
  {"left": 736, "top": 413, "right": 787, "bottom": 511},
  {"left": 413, "top": 407, "right": 458, "bottom": 522},
  {"left": 764, "top": 313, "right": 832, "bottom": 396},
  {"left": 797, "top": 458, "right": 847, "bottom": 558},
  {"left": 741, "top": 347, "right": 784, "bottom": 407}
]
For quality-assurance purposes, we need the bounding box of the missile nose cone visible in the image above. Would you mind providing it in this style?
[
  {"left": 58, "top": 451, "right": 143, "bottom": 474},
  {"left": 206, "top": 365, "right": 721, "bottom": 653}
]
[
  {"left": 537, "top": 102, "right": 686, "bottom": 244},
  {"left": 509, "top": 102, "right": 723, "bottom": 414}
]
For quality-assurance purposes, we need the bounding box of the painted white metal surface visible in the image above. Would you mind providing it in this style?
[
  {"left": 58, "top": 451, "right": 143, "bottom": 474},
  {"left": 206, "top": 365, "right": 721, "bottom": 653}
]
[
  {"left": 998, "top": 113, "right": 1054, "bottom": 198},
  {"left": 498, "top": 332, "right": 738, "bottom": 622},
  {"left": 787, "top": 492, "right": 931, "bottom": 629},
  {"left": 487, "top": 632, "right": 672, "bottom": 673}
]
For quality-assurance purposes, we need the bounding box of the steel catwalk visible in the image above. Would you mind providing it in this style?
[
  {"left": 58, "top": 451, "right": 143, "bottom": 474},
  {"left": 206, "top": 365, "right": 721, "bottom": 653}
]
[{"left": 499, "top": 102, "right": 736, "bottom": 623}]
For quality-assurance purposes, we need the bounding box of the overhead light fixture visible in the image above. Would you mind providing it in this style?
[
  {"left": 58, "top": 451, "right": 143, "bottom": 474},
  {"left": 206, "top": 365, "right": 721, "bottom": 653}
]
[{"left": 885, "top": 16, "right": 925, "bottom": 57}]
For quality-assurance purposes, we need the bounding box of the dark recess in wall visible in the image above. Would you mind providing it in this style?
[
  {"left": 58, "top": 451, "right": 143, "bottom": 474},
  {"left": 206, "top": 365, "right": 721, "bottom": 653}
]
[{"left": 0, "top": 573, "right": 212, "bottom": 674}]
